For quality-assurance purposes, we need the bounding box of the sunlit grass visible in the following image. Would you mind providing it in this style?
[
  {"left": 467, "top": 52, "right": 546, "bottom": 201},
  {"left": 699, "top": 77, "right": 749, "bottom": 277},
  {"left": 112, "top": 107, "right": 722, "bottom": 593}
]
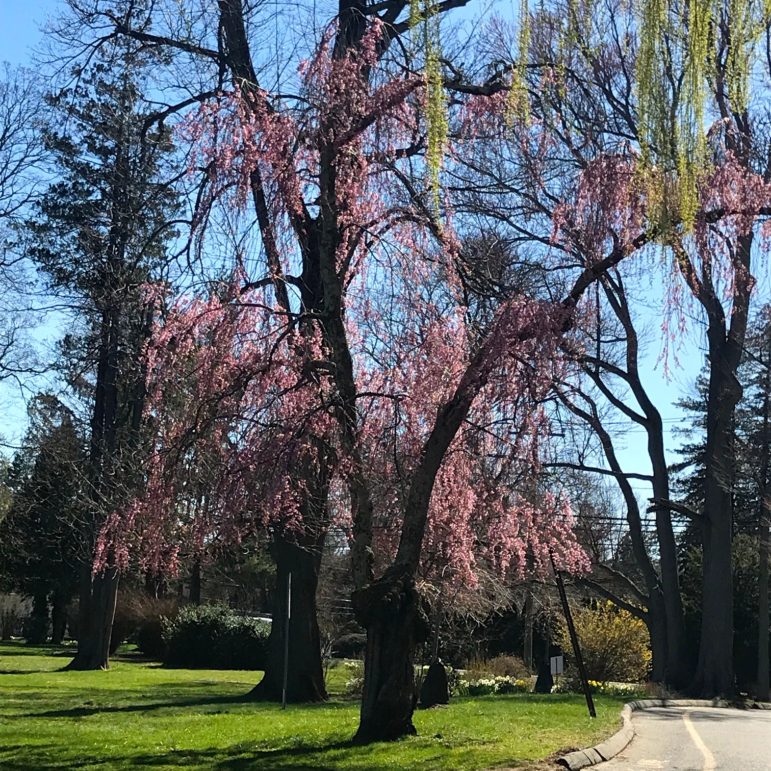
[{"left": 0, "top": 641, "right": 623, "bottom": 769}]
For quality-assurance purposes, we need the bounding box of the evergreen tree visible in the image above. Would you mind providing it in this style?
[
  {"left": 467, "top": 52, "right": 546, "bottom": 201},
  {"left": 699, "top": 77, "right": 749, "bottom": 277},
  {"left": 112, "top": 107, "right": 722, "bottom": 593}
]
[
  {"left": 0, "top": 394, "right": 83, "bottom": 644},
  {"left": 27, "top": 9, "right": 179, "bottom": 668}
]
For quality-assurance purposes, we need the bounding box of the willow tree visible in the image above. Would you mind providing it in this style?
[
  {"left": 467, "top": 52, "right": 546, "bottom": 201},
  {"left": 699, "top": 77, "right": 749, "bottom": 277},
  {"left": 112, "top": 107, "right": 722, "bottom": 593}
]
[{"left": 636, "top": 0, "right": 771, "bottom": 696}]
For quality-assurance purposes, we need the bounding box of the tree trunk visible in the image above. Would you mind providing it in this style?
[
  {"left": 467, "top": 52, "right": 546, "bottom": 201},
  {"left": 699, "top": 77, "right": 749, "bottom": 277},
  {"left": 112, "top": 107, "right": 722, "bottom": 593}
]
[
  {"left": 758, "top": 514, "right": 770, "bottom": 701},
  {"left": 66, "top": 567, "right": 119, "bottom": 670},
  {"left": 688, "top": 225, "right": 752, "bottom": 696},
  {"left": 352, "top": 570, "right": 428, "bottom": 743},
  {"left": 647, "top": 420, "right": 689, "bottom": 687},
  {"left": 26, "top": 590, "right": 49, "bottom": 644},
  {"left": 647, "top": 590, "right": 668, "bottom": 684},
  {"left": 50, "top": 589, "right": 68, "bottom": 645},
  {"left": 755, "top": 332, "right": 770, "bottom": 702},
  {"left": 249, "top": 535, "right": 327, "bottom": 703},
  {"left": 189, "top": 559, "right": 202, "bottom": 604},
  {"left": 523, "top": 588, "right": 534, "bottom": 671},
  {"left": 694, "top": 415, "right": 736, "bottom": 696},
  {"left": 144, "top": 570, "right": 166, "bottom": 599}
]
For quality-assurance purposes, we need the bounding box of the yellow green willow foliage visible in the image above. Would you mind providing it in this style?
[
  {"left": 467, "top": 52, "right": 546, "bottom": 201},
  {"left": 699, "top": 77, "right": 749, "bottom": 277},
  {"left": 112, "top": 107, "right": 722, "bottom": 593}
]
[
  {"left": 507, "top": 0, "right": 531, "bottom": 126},
  {"left": 409, "top": 0, "right": 447, "bottom": 212},
  {"left": 637, "top": 0, "right": 767, "bottom": 230}
]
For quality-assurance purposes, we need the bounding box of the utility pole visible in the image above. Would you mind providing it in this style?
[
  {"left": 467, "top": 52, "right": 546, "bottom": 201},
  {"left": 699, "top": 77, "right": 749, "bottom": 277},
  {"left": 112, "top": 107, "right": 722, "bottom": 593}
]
[
  {"left": 281, "top": 572, "right": 292, "bottom": 710},
  {"left": 551, "top": 554, "right": 596, "bottom": 718}
]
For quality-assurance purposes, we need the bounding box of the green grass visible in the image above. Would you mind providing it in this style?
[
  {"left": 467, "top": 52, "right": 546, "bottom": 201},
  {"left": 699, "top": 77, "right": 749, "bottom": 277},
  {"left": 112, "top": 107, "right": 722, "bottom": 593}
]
[{"left": 0, "top": 641, "right": 624, "bottom": 770}]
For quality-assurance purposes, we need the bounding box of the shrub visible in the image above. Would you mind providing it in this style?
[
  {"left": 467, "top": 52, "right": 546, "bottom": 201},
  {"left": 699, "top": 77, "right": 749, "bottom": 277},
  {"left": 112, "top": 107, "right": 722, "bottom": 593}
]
[
  {"left": 135, "top": 598, "right": 178, "bottom": 659},
  {"left": 557, "top": 601, "right": 651, "bottom": 683},
  {"left": 162, "top": 604, "right": 270, "bottom": 669},
  {"left": 111, "top": 599, "right": 139, "bottom": 654},
  {"left": 465, "top": 654, "right": 531, "bottom": 679},
  {"left": 332, "top": 632, "right": 367, "bottom": 659},
  {"left": 109, "top": 592, "right": 178, "bottom": 657},
  {"left": 1, "top": 594, "right": 30, "bottom": 640}
]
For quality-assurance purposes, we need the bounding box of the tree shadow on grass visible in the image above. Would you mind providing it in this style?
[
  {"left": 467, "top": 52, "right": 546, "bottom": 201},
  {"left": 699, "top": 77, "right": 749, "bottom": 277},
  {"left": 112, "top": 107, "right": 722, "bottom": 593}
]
[
  {"left": 0, "top": 739, "right": 367, "bottom": 770},
  {"left": 0, "top": 647, "right": 73, "bottom": 657},
  {"left": 0, "top": 668, "right": 66, "bottom": 675},
  {"left": 130, "top": 739, "right": 359, "bottom": 770},
  {"left": 15, "top": 691, "right": 355, "bottom": 720},
  {"left": 15, "top": 693, "right": 253, "bottom": 719}
]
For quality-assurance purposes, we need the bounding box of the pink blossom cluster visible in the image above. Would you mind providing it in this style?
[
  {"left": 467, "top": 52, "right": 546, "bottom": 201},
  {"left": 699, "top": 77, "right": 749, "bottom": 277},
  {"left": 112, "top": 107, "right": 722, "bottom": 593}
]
[
  {"left": 95, "top": 283, "right": 337, "bottom": 575},
  {"left": 354, "top": 294, "right": 588, "bottom": 587},
  {"left": 551, "top": 154, "right": 646, "bottom": 263}
]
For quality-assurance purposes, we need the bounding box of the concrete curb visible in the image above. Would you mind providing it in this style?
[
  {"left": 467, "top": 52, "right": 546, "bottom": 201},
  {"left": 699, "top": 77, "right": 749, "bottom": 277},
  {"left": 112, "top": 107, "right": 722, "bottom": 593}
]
[{"left": 556, "top": 697, "right": 770, "bottom": 770}]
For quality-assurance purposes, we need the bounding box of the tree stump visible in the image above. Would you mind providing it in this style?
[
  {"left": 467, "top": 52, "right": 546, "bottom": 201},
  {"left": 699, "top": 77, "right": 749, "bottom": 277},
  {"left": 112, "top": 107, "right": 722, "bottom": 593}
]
[{"left": 420, "top": 659, "right": 450, "bottom": 707}]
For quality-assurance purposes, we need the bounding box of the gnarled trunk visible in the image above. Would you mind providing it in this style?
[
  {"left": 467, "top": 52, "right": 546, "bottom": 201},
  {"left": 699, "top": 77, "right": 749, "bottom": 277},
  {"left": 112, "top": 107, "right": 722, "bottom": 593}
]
[
  {"left": 250, "top": 534, "right": 327, "bottom": 703},
  {"left": 352, "top": 571, "right": 428, "bottom": 743},
  {"left": 66, "top": 566, "right": 119, "bottom": 670}
]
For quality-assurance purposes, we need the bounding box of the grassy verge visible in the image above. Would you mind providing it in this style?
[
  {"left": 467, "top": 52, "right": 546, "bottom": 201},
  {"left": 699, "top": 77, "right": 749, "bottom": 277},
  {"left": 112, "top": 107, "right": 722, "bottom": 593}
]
[{"left": 0, "top": 641, "right": 624, "bottom": 770}]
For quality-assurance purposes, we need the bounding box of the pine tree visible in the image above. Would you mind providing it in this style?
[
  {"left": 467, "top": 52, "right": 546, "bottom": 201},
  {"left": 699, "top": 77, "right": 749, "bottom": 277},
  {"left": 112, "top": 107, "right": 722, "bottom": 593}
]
[
  {"left": 27, "top": 16, "right": 179, "bottom": 668},
  {"left": 0, "top": 394, "right": 84, "bottom": 644}
]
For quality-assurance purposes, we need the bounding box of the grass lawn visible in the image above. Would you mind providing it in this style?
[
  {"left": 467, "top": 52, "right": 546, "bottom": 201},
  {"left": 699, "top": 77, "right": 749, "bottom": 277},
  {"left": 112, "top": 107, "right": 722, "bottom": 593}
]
[{"left": 0, "top": 641, "right": 625, "bottom": 770}]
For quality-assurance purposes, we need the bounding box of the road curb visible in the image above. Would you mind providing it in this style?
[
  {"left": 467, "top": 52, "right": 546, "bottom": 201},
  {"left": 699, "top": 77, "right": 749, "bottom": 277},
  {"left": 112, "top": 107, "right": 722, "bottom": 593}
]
[{"left": 555, "top": 697, "right": 770, "bottom": 770}]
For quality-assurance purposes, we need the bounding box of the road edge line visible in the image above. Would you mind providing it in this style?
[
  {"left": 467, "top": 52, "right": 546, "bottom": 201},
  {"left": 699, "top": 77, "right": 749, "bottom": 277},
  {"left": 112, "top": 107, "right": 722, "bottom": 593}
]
[{"left": 682, "top": 708, "right": 716, "bottom": 770}]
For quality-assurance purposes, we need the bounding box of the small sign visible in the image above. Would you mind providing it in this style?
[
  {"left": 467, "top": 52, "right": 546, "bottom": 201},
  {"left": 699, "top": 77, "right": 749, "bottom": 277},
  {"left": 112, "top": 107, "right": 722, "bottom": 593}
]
[{"left": 550, "top": 655, "right": 564, "bottom": 676}]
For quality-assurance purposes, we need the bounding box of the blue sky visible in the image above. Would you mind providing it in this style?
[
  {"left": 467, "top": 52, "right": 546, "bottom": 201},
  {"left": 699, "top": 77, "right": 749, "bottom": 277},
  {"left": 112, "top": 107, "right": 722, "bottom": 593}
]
[
  {"left": 0, "top": 1, "right": 61, "bottom": 65},
  {"left": 0, "top": 0, "right": 65, "bottom": 452},
  {"left": 0, "top": 1, "right": 710, "bottom": 507}
]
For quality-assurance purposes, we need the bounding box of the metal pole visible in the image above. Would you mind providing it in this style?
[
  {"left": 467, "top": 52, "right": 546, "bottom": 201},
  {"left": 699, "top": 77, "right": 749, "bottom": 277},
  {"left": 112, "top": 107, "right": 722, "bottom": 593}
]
[
  {"left": 551, "top": 554, "right": 596, "bottom": 718},
  {"left": 281, "top": 571, "right": 292, "bottom": 710}
]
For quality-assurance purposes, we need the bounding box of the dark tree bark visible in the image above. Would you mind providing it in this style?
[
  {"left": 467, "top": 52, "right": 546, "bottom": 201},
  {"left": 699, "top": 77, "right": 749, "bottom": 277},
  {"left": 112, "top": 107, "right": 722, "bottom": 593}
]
[
  {"left": 534, "top": 641, "right": 554, "bottom": 693},
  {"left": 754, "top": 325, "right": 770, "bottom": 702},
  {"left": 342, "top": 232, "right": 658, "bottom": 740},
  {"left": 352, "top": 570, "right": 429, "bottom": 741},
  {"left": 687, "top": 232, "right": 753, "bottom": 697},
  {"left": 196, "top": 2, "right": 336, "bottom": 703},
  {"left": 420, "top": 659, "right": 450, "bottom": 708},
  {"left": 759, "top": 506, "right": 770, "bottom": 702},
  {"left": 68, "top": 303, "right": 120, "bottom": 670},
  {"left": 67, "top": 567, "right": 119, "bottom": 670},
  {"left": 646, "top": 590, "right": 668, "bottom": 684},
  {"left": 50, "top": 588, "right": 68, "bottom": 645},
  {"left": 189, "top": 559, "right": 202, "bottom": 604},
  {"left": 250, "top": 533, "right": 328, "bottom": 703},
  {"left": 523, "top": 588, "right": 534, "bottom": 671},
  {"left": 557, "top": 385, "right": 671, "bottom": 683},
  {"left": 26, "top": 590, "right": 49, "bottom": 644},
  {"left": 144, "top": 570, "right": 166, "bottom": 599}
]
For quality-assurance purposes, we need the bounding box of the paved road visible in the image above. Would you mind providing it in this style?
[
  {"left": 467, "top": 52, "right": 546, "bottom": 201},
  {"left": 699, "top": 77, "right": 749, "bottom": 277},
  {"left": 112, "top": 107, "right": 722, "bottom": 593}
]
[{"left": 596, "top": 706, "right": 771, "bottom": 770}]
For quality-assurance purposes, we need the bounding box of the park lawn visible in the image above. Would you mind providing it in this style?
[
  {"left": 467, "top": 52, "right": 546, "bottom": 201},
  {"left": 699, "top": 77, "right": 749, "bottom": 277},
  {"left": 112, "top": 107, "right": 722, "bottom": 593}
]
[{"left": 0, "top": 641, "right": 624, "bottom": 770}]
